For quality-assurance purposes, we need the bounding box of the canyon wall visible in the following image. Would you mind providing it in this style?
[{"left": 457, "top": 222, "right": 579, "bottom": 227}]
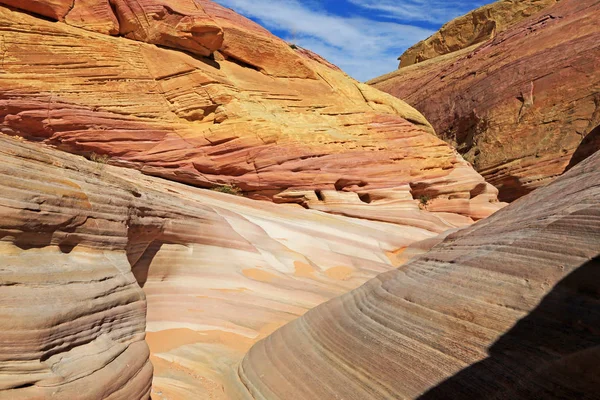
[{"left": 371, "top": 0, "right": 600, "bottom": 201}]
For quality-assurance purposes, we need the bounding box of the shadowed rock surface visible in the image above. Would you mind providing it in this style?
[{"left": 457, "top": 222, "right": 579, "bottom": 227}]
[
  {"left": 0, "top": 0, "right": 504, "bottom": 221},
  {"left": 371, "top": 0, "right": 600, "bottom": 201},
  {"left": 240, "top": 150, "right": 600, "bottom": 399}
]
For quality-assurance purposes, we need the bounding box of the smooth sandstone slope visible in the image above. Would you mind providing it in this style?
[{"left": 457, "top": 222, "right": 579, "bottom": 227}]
[
  {"left": 0, "top": 1, "right": 504, "bottom": 221},
  {"left": 240, "top": 150, "right": 600, "bottom": 400},
  {"left": 371, "top": 0, "right": 600, "bottom": 202},
  {"left": 0, "top": 133, "right": 478, "bottom": 400},
  {"left": 398, "top": 0, "right": 559, "bottom": 68}
]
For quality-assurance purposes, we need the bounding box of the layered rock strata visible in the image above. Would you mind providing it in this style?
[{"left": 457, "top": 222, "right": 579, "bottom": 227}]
[
  {"left": 0, "top": 134, "right": 487, "bottom": 399},
  {"left": 0, "top": 1, "right": 503, "bottom": 220},
  {"left": 371, "top": 0, "right": 600, "bottom": 201},
  {"left": 398, "top": 0, "right": 559, "bottom": 68},
  {"left": 240, "top": 150, "right": 600, "bottom": 400}
]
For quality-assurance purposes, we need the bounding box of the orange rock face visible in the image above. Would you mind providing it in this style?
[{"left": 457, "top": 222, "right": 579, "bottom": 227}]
[
  {"left": 0, "top": 0, "right": 504, "bottom": 221},
  {"left": 240, "top": 147, "right": 600, "bottom": 400},
  {"left": 371, "top": 0, "right": 600, "bottom": 201}
]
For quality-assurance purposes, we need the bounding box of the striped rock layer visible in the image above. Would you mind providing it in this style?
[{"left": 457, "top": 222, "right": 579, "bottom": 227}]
[
  {"left": 240, "top": 150, "right": 600, "bottom": 400},
  {"left": 370, "top": 0, "right": 600, "bottom": 202},
  {"left": 0, "top": 0, "right": 504, "bottom": 222},
  {"left": 0, "top": 133, "right": 477, "bottom": 400}
]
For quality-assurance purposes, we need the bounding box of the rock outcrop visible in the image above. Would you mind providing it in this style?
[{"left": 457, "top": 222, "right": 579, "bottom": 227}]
[
  {"left": 240, "top": 149, "right": 600, "bottom": 399},
  {"left": 0, "top": 0, "right": 504, "bottom": 220},
  {"left": 0, "top": 133, "right": 492, "bottom": 399},
  {"left": 398, "top": 0, "right": 559, "bottom": 68},
  {"left": 371, "top": 0, "right": 600, "bottom": 201}
]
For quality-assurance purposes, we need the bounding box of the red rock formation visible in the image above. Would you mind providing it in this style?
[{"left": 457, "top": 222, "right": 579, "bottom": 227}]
[
  {"left": 370, "top": 0, "right": 600, "bottom": 201},
  {"left": 0, "top": 0, "right": 504, "bottom": 221},
  {"left": 240, "top": 149, "right": 600, "bottom": 399}
]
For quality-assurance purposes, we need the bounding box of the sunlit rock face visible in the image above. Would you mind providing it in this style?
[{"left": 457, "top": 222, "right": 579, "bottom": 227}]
[
  {"left": 0, "top": 133, "right": 495, "bottom": 399},
  {"left": 240, "top": 149, "right": 600, "bottom": 400},
  {"left": 371, "top": 0, "right": 600, "bottom": 202},
  {"left": 398, "top": 0, "right": 559, "bottom": 68},
  {"left": 0, "top": 0, "right": 504, "bottom": 221}
]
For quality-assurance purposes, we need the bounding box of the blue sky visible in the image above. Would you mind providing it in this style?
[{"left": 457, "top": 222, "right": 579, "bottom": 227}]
[{"left": 213, "top": 0, "right": 492, "bottom": 82}]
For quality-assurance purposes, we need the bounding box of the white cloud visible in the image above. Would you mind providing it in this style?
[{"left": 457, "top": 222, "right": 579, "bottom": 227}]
[
  {"left": 213, "top": 0, "right": 434, "bottom": 81},
  {"left": 348, "top": 0, "right": 488, "bottom": 24}
]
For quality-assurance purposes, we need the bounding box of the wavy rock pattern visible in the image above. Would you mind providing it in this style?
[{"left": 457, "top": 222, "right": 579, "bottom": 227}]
[
  {"left": 398, "top": 0, "right": 559, "bottom": 68},
  {"left": 240, "top": 150, "right": 600, "bottom": 399},
  {"left": 0, "top": 133, "right": 486, "bottom": 399},
  {"left": 0, "top": 1, "right": 504, "bottom": 221},
  {"left": 371, "top": 0, "right": 600, "bottom": 201}
]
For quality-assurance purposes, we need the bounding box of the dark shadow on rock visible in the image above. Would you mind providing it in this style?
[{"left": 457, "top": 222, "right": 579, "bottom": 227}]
[
  {"left": 442, "top": 110, "right": 487, "bottom": 157},
  {"left": 131, "top": 240, "right": 163, "bottom": 288},
  {"left": 419, "top": 257, "right": 600, "bottom": 400},
  {"left": 155, "top": 45, "right": 222, "bottom": 70},
  {"left": 496, "top": 174, "right": 532, "bottom": 203},
  {"left": 565, "top": 125, "right": 600, "bottom": 173},
  {"left": 13, "top": 231, "right": 54, "bottom": 250},
  {"left": 125, "top": 221, "right": 166, "bottom": 288}
]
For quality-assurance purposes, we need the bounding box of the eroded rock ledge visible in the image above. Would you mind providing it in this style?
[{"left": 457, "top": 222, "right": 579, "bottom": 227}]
[{"left": 240, "top": 149, "right": 600, "bottom": 399}]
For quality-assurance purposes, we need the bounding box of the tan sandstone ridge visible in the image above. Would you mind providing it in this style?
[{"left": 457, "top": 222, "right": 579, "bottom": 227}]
[
  {"left": 240, "top": 149, "right": 600, "bottom": 399},
  {"left": 398, "top": 0, "right": 560, "bottom": 68},
  {"left": 371, "top": 0, "right": 600, "bottom": 202},
  {"left": 0, "top": 0, "right": 505, "bottom": 222},
  {"left": 0, "top": 132, "right": 484, "bottom": 400}
]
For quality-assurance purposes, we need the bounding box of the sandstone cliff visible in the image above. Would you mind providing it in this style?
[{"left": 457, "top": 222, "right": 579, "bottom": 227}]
[
  {"left": 240, "top": 148, "right": 600, "bottom": 400},
  {"left": 0, "top": 0, "right": 503, "bottom": 221},
  {"left": 398, "top": 0, "right": 559, "bottom": 68},
  {"left": 371, "top": 0, "right": 600, "bottom": 201}
]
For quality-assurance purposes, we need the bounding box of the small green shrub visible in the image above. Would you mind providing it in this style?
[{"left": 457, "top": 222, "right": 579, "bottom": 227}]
[
  {"left": 418, "top": 194, "right": 431, "bottom": 206},
  {"left": 289, "top": 43, "right": 298, "bottom": 50},
  {"left": 211, "top": 184, "right": 243, "bottom": 196}
]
